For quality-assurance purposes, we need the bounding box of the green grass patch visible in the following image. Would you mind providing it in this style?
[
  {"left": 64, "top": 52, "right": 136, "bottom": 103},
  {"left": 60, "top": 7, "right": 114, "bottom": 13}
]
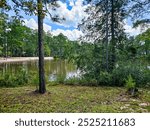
[{"left": 0, "top": 85, "right": 150, "bottom": 113}]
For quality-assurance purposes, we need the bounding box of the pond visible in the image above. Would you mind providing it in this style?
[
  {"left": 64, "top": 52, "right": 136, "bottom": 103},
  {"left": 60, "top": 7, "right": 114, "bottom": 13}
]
[{"left": 0, "top": 59, "right": 79, "bottom": 81}]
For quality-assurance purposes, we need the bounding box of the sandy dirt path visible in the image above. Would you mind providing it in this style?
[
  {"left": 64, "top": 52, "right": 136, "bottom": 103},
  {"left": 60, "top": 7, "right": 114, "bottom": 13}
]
[{"left": 0, "top": 57, "right": 53, "bottom": 63}]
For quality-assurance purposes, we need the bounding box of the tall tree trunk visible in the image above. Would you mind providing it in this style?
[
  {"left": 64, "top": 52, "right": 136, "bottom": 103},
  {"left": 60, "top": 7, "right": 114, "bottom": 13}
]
[
  {"left": 105, "top": 0, "right": 109, "bottom": 71},
  {"left": 37, "top": 0, "right": 46, "bottom": 94},
  {"left": 110, "top": 0, "right": 116, "bottom": 70}
]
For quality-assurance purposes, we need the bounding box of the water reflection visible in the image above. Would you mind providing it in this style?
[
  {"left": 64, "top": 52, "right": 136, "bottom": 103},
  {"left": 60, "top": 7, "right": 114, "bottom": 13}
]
[{"left": 0, "top": 59, "right": 78, "bottom": 81}]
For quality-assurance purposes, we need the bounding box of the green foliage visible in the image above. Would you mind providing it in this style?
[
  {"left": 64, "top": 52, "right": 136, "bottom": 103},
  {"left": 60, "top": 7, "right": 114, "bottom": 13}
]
[
  {"left": 0, "top": 46, "right": 3, "bottom": 56},
  {"left": 0, "top": 73, "right": 16, "bottom": 87},
  {"left": 125, "top": 75, "right": 139, "bottom": 97},
  {"left": 0, "top": 67, "right": 29, "bottom": 87},
  {"left": 125, "top": 75, "right": 136, "bottom": 90},
  {"left": 56, "top": 75, "right": 66, "bottom": 84},
  {"left": 71, "top": 38, "right": 150, "bottom": 87},
  {"left": 0, "top": 0, "right": 150, "bottom": 90},
  {"left": 0, "top": 13, "right": 75, "bottom": 58},
  {"left": 112, "top": 61, "right": 150, "bottom": 87},
  {"left": 29, "top": 72, "right": 39, "bottom": 86},
  {"left": 64, "top": 77, "right": 81, "bottom": 86},
  {"left": 44, "top": 44, "right": 51, "bottom": 56},
  {"left": 98, "top": 71, "right": 112, "bottom": 86},
  {"left": 63, "top": 77, "right": 98, "bottom": 86},
  {"left": 16, "top": 68, "right": 29, "bottom": 85},
  {"left": 48, "top": 33, "right": 74, "bottom": 59}
]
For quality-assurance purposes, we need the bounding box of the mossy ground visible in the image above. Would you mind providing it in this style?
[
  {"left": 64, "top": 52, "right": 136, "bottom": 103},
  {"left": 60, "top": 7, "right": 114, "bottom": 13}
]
[{"left": 0, "top": 85, "right": 150, "bottom": 113}]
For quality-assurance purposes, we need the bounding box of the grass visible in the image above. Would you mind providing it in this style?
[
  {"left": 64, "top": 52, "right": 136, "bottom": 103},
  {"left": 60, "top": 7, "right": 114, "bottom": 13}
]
[{"left": 0, "top": 85, "right": 150, "bottom": 113}]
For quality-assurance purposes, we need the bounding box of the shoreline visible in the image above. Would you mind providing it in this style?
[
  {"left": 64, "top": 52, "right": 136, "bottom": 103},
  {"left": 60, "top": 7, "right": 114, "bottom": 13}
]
[{"left": 0, "top": 57, "right": 53, "bottom": 63}]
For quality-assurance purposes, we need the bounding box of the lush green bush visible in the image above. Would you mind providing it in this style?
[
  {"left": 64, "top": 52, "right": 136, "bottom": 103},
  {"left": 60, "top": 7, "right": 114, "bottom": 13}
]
[
  {"left": 64, "top": 77, "right": 80, "bottom": 85},
  {"left": 125, "top": 75, "right": 136, "bottom": 90},
  {"left": 64, "top": 77, "right": 98, "bottom": 86},
  {"left": 125, "top": 75, "right": 138, "bottom": 96},
  {"left": 0, "top": 61, "right": 149, "bottom": 88},
  {"left": 111, "top": 62, "right": 150, "bottom": 87},
  {"left": 0, "top": 73, "right": 17, "bottom": 87},
  {"left": 98, "top": 71, "right": 112, "bottom": 86},
  {"left": 0, "top": 68, "right": 29, "bottom": 87},
  {"left": 56, "top": 75, "right": 66, "bottom": 84},
  {"left": 73, "top": 61, "right": 150, "bottom": 87},
  {"left": 29, "top": 71, "right": 39, "bottom": 89}
]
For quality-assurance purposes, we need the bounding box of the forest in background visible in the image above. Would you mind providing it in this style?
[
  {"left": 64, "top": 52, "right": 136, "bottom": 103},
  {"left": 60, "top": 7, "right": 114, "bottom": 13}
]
[
  {"left": 0, "top": 13, "right": 78, "bottom": 58},
  {"left": 0, "top": 0, "right": 150, "bottom": 96},
  {"left": 0, "top": 0, "right": 150, "bottom": 113}
]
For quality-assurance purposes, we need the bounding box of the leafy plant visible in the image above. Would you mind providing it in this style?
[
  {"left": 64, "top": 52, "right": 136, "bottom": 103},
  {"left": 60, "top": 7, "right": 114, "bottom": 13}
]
[
  {"left": 125, "top": 75, "right": 138, "bottom": 96},
  {"left": 98, "top": 71, "right": 112, "bottom": 86},
  {"left": 125, "top": 75, "right": 136, "bottom": 89},
  {"left": 0, "top": 67, "right": 29, "bottom": 87}
]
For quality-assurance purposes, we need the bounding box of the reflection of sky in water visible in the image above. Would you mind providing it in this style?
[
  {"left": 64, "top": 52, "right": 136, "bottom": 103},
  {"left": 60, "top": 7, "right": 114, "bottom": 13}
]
[
  {"left": 49, "top": 70, "right": 81, "bottom": 81},
  {"left": 1, "top": 60, "right": 149, "bottom": 81},
  {"left": 0, "top": 60, "right": 77, "bottom": 80},
  {"left": 49, "top": 74, "right": 57, "bottom": 81},
  {"left": 66, "top": 70, "right": 81, "bottom": 79}
]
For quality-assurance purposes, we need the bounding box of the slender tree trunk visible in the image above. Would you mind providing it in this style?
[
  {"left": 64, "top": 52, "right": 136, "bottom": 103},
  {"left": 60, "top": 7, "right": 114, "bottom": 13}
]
[
  {"left": 105, "top": 0, "right": 109, "bottom": 71},
  {"left": 110, "top": 0, "right": 116, "bottom": 70},
  {"left": 37, "top": 0, "right": 46, "bottom": 94}
]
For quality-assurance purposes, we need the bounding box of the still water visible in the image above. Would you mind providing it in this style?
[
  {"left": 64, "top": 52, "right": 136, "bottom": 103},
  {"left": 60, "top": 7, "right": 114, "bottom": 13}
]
[{"left": 0, "top": 59, "right": 78, "bottom": 81}]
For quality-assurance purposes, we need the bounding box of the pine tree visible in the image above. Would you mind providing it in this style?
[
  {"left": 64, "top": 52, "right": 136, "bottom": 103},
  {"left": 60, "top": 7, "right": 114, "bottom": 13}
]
[
  {"left": 130, "top": 0, "right": 150, "bottom": 27},
  {"left": 80, "top": 0, "right": 128, "bottom": 71}
]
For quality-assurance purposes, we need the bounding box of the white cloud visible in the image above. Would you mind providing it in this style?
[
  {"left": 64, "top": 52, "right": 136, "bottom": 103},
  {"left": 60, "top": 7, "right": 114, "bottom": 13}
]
[
  {"left": 23, "top": 18, "right": 51, "bottom": 32},
  {"left": 124, "top": 19, "right": 150, "bottom": 36},
  {"left": 23, "top": 18, "right": 82, "bottom": 40},
  {"left": 69, "top": 0, "right": 75, "bottom": 6},
  {"left": 46, "top": 0, "right": 88, "bottom": 28},
  {"left": 22, "top": 1, "right": 87, "bottom": 40},
  {"left": 23, "top": 18, "right": 38, "bottom": 30},
  {"left": 43, "top": 23, "right": 52, "bottom": 32},
  {"left": 52, "top": 29, "right": 83, "bottom": 41},
  {"left": 124, "top": 24, "right": 141, "bottom": 36},
  {"left": 24, "top": 18, "right": 150, "bottom": 41}
]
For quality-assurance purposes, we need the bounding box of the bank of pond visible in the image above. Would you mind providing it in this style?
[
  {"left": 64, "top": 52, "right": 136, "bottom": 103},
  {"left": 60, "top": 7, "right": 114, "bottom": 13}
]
[{"left": 0, "top": 59, "right": 149, "bottom": 89}]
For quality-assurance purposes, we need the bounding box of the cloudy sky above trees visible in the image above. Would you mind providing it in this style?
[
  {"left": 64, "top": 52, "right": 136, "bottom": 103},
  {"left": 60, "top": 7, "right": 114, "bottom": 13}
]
[{"left": 20, "top": 0, "right": 144, "bottom": 40}]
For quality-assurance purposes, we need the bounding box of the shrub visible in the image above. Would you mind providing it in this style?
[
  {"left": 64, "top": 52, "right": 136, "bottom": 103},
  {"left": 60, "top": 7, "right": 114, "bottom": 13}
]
[
  {"left": 29, "top": 72, "right": 39, "bottom": 90},
  {"left": 0, "top": 67, "right": 29, "bottom": 87},
  {"left": 111, "top": 62, "right": 150, "bottom": 87},
  {"left": 125, "top": 75, "right": 136, "bottom": 89},
  {"left": 16, "top": 68, "right": 29, "bottom": 85},
  {"left": 98, "top": 71, "right": 112, "bottom": 86},
  {"left": 64, "top": 77, "right": 80, "bottom": 85},
  {"left": 57, "top": 75, "right": 65, "bottom": 84},
  {"left": 125, "top": 75, "right": 138, "bottom": 96}
]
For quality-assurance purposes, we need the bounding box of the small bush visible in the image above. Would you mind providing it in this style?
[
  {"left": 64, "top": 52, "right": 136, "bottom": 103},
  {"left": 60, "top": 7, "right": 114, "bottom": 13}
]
[
  {"left": 64, "top": 77, "right": 80, "bottom": 85},
  {"left": 111, "top": 62, "right": 150, "bottom": 87},
  {"left": 57, "top": 75, "right": 65, "bottom": 84},
  {"left": 98, "top": 71, "right": 112, "bottom": 86},
  {"left": 29, "top": 72, "right": 39, "bottom": 90},
  {"left": 125, "top": 75, "right": 138, "bottom": 96},
  {"left": 125, "top": 75, "right": 136, "bottom": 89},
  {"left": 0, "top": 67, "right": 29, "bottom": 87}
]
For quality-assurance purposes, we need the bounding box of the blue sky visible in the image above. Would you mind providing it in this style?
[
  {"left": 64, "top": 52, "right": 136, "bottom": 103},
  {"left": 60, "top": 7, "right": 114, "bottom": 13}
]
[
  {"left": 7, "top": 0, "right": 148, "bottom": 40},
  {"left": 21, "top": 0, "right": 86, "bottom": 40}
]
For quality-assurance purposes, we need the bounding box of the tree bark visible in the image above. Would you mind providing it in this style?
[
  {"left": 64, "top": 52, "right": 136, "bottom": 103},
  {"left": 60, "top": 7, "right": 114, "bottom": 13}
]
[
  {"left": 110, "top": 0, "right": 116, "bottom": 70},
  {"left": 37, "top": 0, "right": 46, "bottom": 94},
  {"left": 105, "top": 0, "right": 109, "bottom": 71}
]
